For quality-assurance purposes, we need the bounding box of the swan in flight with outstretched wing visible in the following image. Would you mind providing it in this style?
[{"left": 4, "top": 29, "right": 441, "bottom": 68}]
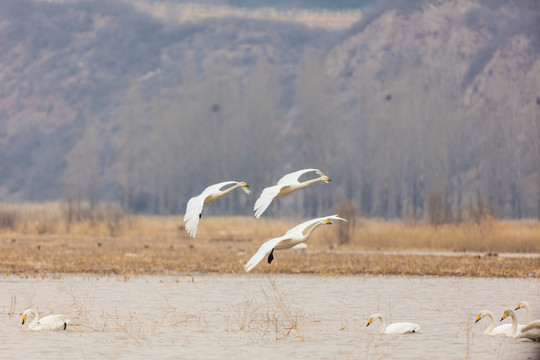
[
  {"left": 184, "top": 181, "right": 251, "bottom": 238},
  {"left": 254, "top": 169, "right": 330, "bottom": 218},
  {"left": 244, "top": 215, "right": 347, "bottom": 272},
  {"left": 366, "top": 313, "right": 420, "bottom": 334},
  {"left": 22, "top": 309, "right": 70, "bottom": 331},
  {"left": 475, "top": 310, "right": 523, "bottom": 336}
]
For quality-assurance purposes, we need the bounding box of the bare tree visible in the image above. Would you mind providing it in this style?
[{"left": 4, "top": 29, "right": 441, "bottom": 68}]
[
  {"left": 63, "top": 103, "right": 102, "bottom": 212},
  {"left": 242, "top": 57, "right": 283, "bottom": 212},
  {"left": 295, "top": 47, "right": 340, "bottom": 216}
]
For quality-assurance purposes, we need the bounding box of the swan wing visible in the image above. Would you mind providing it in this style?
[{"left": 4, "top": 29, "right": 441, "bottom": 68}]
[
  {"left": 522, "top": 320, "right": 540, "bottom": 331},
  {"left": 203, "top": 181, "right": 240, "bottom": 194},
  {"left": 285, "top": 215, "right": 348, "bottom": 236},
  {"left": 515, "top": 321, "right": 540, "bottom": 340},
  {"left": 184, "top": 195, "right": 205, "bottom": 238},
  {"left": 487, "top": 323, "right": 512, "bottom": 336},
  {"left": 36, "top": 314, "right": 69, "bottom": 331},
  {"left": 244, "top": 236, "right": 287, "bottom": 272},
  {"left": 276, "top": 169, "right": 322, "bottom": 186},
  {"left": 517, "top": 328, "right": 540, "bottom": 341},
  {"left": 385, "top": 322, "right": 420, "bottom": 334},
  {"left": 254, "top": 185, "right": 282, "bottom": 218}
]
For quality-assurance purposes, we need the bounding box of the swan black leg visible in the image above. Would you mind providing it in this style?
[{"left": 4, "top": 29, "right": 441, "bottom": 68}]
[
  {"left": 63, "top": 322, "right": 67, "bottom": 330},
  {"left": 267, "top": 248, "right": 275, "bottom": 264},
  {"left": 199, "top": 214, "right": 202, "bottom": 219}
]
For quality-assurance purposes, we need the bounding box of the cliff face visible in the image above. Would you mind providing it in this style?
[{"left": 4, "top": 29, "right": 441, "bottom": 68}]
[{"left": 0, "top": 0, "right": 538, "bottom": 219}]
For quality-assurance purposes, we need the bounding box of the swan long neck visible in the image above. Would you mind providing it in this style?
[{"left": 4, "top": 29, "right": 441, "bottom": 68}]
[
  {"left": 302, "top": 221, "right": 324, "bottom": 241},
  {"left": 26, "top": 309, "right": 39, "bottom": 325},
  {"left": 484, "top": 312, "right": 496, "bottom": 333},
  {"left": 219, "top": 183, "right": 242, "bottom": 197},
  {"left": 377, "top": 315, "right": 386, "bottom": 334},
  {"left": 524, "top": 303, "right": 531, "bottom": 324},
  {"left": 509, "top": 312, "right": 518, "bottom": 335},
  {"left": 298, "top": 177, "right": 326, "bottom": 189}
]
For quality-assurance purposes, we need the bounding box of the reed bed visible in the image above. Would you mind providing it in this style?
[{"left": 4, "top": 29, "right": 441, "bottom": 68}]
[{"left": 0, "top": 203, "right": 538, "bottom": 277}]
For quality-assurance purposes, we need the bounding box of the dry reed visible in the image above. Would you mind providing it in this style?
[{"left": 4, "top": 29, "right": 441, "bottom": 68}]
[
  {"left": 0, "top": 203, "right": 538, "bottom": 277},
  {"left": 226, "top": 279, "right": 311, "bottom": 340}
]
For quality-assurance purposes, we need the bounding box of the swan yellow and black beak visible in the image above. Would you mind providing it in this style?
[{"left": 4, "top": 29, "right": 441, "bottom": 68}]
[
  {"left": 515, "top": 304, "right": 520, "bottom": 311},
  {"left": 475, "top": 314, "right": 481, "bottom": 323},
  {"left": 242, "top": 182, "right": 249, "bottom": 187},
  {"left": 500, "top": 313, "right": 507, "bottom": 321},
  {"left": 366, "top": 318, "right": 373, "bottom": 327},
  {"left": 22, "top": 315, "right": 26, "bottom": 325},
  {"left": 325, "top": 220, "right": 332, "bottom": 224},
  {"left": 325, "top": 177, "right": 331, "bottom": 182}
]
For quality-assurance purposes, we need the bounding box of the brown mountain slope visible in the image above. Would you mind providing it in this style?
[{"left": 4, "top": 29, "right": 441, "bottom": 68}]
[{"left": 0, "top": 0, "right": 538, "bottom": 220}]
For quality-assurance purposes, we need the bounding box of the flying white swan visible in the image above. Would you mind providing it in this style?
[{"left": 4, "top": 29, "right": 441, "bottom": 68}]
[
  {"left": 475, "top": 310, "right": 523, "bottom": 336},
  {"left": 253, "top": 169, "right": 330, "bottom": 218},
  {"left": 366, "top": 313, "right": 420, "bottom": 334},
  {"left": 244, "top": 215, "right": 347, "bottom": 272},
  {"left": 22, "top": 309, "right": 70, "bottom": 331},
  {"left": 184, "top": 181, "right": 251, "bottom": 238}
]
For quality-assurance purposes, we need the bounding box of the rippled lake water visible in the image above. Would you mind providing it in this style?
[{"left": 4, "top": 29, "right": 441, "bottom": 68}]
[{"left": 1, "top": 274, "right": 538, "bottom": 359}]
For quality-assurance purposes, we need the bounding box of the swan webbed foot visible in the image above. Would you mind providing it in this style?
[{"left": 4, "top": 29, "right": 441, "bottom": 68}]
[
  {"left": 268, "top": 248, "right": 275, "bottom": 264},
  {"left": 412, "top": 330, "right": 415, "bottom": 333}
]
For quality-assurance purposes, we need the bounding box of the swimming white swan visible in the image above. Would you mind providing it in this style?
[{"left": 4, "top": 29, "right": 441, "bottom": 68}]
[
  {"left": 253, "top": 169, "right": 330, "bottom": 218},
  {"left": 511, "top": 304, "right": 540, "bottom": 341},
  {"left": 515, "top": 301, "right": 532, "bottom": 325},
  {"left": 516, "top": 321, "right": 540, "bottom": 341},
  {"left": 22, "top": 309, "right": 70, "bottom": 331},
  {"left": 244, "top": 215, "right": 347, "bottom": 272},
  {"left": 475, "top": 310, "right": 522, "bottom": 336},
  {"left": 184, "top": 181, "right": 251, "bottom": 237},
  {"left": 366, "top": 313, "right": 420, "bottom": 334}
]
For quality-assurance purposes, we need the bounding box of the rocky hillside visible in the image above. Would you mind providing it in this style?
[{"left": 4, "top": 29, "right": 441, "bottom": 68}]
[{"left": 0, "top": 0, "right": 538, "bottom": 220}]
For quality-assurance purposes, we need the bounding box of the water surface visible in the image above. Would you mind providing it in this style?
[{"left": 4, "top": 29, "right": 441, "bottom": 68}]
[{"left": 1, "top": 274, "right": 538, "bottom": 359}]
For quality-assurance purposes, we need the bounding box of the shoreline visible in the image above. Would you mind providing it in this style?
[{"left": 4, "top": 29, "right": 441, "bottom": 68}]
[{"left": 1, "top": 235, "right": 538, "bottom": 278}]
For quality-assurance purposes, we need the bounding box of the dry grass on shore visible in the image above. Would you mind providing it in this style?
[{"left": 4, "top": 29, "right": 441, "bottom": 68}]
[{"left": 0, "top": 203, "right": 538, "bottom": 277}]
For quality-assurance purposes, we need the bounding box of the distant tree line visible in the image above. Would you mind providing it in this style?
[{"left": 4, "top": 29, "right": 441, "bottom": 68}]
[{"left": 63, "top": 43, "right": 540, "bottom": 221}]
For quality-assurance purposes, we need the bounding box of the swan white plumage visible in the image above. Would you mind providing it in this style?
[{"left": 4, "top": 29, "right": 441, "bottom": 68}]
[
  {"left": 515, "top": 301, "right": 532, "bottom": 325},
  {"left": 253, "top": 169, "right": 330, "bottom": 218},
  {"left": 511, "top": 304, "right": 540, "bottom": 341},
  {"left": 475, "top": 310, "right": 523, "bottom": 336},
  {"left": 22, "top": 309, "right": 70, "bottom": 331},
  {"left": 244, "top": 215, "right": 347, "bottom": 272},
  {"left": 515, "top": 320, "right": 540, "bottom": 341},
  {"left": 366, "top": 313, "right": 420, "bottom": 334},
  {"left": 183, "top": 181, "right": 251, "bottom": 238}
]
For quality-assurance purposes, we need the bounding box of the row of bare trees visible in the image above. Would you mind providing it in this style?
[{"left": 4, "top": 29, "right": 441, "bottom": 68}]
[{"left": 61, "top": 31, "right": 540, "bottom": 222}]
